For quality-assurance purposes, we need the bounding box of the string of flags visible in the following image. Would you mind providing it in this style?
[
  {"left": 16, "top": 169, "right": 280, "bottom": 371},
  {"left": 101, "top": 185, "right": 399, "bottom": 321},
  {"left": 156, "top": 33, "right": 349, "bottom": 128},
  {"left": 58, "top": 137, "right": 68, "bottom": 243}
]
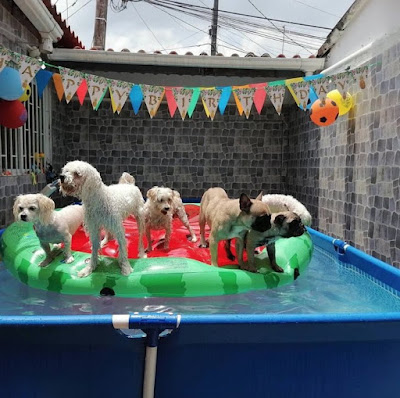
[{"left": 1, "top": 45, "right": 369, "bottom": 121}]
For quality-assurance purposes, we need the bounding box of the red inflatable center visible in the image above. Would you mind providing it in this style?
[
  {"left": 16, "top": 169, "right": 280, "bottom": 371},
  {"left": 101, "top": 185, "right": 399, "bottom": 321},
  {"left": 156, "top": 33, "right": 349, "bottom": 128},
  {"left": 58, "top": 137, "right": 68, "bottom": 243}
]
[{"left": 70, "top": 204, "right": 245, "bottom": 267}]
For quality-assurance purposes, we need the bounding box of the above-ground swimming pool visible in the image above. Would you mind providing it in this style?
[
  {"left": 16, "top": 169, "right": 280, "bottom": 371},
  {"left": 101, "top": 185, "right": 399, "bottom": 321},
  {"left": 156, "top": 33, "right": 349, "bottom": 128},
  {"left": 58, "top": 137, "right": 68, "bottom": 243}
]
[{"left": 1, "top": 225, "right": 400, "bottom": 398}]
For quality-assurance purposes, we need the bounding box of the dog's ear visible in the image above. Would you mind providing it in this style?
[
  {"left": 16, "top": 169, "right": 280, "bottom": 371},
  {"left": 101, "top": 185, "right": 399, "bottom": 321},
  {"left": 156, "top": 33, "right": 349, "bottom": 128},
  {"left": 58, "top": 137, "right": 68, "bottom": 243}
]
[
  {"left": 239, "top": 193, "right": 252, "bottom": 213},
  {"left": 147, "top": 187, "right": 158, "bottom": 201},
  {"left": 12, "top": 196, "right": 22, "bottom": 221},
  {"left": 274, "top": 214, "right": 286, "bottom": 226},
  {"left": 255, "top": 191, "right": 263, "bottom": 201},
  {"left": 172, "top": 190, "right": 181, "bottom": 199},
  {"left": 37, "top": 194, "right": 55, "bottom": 225}
]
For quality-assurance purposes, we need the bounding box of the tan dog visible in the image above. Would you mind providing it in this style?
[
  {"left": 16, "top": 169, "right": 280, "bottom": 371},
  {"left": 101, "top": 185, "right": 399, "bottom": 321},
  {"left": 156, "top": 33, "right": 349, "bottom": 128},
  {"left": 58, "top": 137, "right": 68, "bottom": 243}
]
[
  {"left": 13, "top": 194, "right": 84, "bottom": 267},
  {"left": 145, "top": 186, "right": 197, "bottom": 251},
  {"left": 199, "top": 187, "right": 271, "bottom": 270}
]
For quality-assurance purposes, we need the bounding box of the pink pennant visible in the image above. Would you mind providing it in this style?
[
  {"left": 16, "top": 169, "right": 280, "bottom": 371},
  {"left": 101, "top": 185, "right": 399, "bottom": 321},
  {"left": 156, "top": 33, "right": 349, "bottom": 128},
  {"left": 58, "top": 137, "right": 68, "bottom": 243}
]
[
  {"left": 76, "top": 79, "right": 88, "bottom": 105},
  {"left": 250, "top": 83, "right": 267, "bottom": 114},
  {"left": 165, "top": 87, "right": 177, "bottom": 117}
]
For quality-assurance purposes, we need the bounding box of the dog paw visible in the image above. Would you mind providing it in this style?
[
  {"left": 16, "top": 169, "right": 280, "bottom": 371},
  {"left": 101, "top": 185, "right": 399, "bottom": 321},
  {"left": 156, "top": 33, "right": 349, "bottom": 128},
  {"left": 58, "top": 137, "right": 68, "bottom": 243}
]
[
  {"left": 78, "top": 266, "right": 93, "bottom": 278},
  {"left": 38, "top": 258, "right": 51, "bottom": 267},
  {"left": 189, "top": 235, "right": 198, "bottom": 243},
  {"left": 120, "top": 262, "right": 133, "bottom": 276},
  {"left": 239, "top": 263, "right": 258, "bottom": 273},
  {"left": 199, "top": 243, "right": 208, "bottom": 248},
  {"left": 64, "top": 255, "right": 75, "bottom": 264}
]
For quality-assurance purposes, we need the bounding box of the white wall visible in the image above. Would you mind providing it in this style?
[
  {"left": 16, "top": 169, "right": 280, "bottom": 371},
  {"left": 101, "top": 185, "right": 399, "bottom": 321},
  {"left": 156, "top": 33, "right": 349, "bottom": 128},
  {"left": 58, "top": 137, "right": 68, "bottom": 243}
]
[{"left": 326, "top": 0, "right": 400, "bottom": 67}]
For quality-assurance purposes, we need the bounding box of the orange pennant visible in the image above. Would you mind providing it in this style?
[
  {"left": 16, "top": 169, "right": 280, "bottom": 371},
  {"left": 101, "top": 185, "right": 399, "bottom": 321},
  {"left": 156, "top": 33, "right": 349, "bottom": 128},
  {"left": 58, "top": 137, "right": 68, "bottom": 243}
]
[{"left": 52, "top": 73, "right": 64, "bottom": 102}]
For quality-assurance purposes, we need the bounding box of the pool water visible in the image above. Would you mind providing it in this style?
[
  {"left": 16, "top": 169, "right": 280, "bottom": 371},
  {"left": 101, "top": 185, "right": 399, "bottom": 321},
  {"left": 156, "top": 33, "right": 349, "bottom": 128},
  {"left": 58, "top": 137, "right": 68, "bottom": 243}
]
[{"left": 1, "top": 245, "right": 400, "bottom": 316}]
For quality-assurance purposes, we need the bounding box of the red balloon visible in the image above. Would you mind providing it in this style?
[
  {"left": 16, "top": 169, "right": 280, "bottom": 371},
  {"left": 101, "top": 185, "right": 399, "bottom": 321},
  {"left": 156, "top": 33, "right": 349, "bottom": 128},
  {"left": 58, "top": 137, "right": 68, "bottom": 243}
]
[{"left": 0, "top": 99, "right": 28, "bottom": 129}]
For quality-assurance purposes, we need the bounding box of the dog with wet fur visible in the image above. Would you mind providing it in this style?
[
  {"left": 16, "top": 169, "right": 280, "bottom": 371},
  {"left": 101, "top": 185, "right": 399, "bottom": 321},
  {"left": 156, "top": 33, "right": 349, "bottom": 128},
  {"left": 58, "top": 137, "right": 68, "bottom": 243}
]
[
  {"left": 13, "top": 194, "right": 84, "bottom": 267},
  {"left": 145, "top": 186, "right": 197, "bottom": 252},
  {"left": 59, "top": 160, "right": 146, "bottom": 277}
]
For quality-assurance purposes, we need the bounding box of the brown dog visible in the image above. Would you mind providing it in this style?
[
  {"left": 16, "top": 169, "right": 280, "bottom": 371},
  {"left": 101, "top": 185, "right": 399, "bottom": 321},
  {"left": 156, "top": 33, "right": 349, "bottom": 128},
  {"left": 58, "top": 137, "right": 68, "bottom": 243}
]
[
  {"left": 225, "top": 211, "right": 306, "bottom": 273},
  {"left": 199, "top": 187, "right": 271, "bottom": 270}
]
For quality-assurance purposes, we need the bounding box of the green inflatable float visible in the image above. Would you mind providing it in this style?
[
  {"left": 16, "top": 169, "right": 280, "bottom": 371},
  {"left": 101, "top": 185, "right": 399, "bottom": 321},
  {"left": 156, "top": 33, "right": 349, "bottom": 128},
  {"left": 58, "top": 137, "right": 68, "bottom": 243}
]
[{"left": 0, "top": 220, "right": 313, "bottom": 298}]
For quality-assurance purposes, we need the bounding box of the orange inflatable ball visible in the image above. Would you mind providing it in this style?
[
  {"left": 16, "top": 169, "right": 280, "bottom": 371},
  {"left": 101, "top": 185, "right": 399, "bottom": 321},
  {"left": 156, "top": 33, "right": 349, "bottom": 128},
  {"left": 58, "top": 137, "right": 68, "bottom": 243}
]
[
  {"left": 0, "top": 99, "right": 28, "bottom": 129},
  {"left": 310, "top": 98, "right": 339, "bottom": 126}
]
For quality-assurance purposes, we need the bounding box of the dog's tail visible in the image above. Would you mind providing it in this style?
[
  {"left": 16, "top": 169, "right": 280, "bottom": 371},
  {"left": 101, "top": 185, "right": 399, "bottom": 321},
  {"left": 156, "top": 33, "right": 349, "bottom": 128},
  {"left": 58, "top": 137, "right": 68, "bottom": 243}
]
[{"left": 119, "top": 172, "right": 135, "bottom": 185}]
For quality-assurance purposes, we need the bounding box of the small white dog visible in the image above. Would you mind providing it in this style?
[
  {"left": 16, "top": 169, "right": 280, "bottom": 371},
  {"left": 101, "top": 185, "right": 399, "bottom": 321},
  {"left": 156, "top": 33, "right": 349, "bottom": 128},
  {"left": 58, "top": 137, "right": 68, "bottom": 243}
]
[
  {"left": 262, "top": 194, "right": 312, "bottom": 226},
  {"left": 59, "top": 160, "right": 146, "bottom": 278},
  {"left": 13, "top": 194, "right": 84, "bottom": 267},
  {"left": 144, "top": 186, "right": 197, "bottom": 251}
]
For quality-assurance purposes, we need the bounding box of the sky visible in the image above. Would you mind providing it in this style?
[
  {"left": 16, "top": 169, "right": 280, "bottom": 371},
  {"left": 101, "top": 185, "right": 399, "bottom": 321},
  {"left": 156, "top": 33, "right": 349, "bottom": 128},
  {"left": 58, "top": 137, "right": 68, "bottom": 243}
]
[{"left": 51, "top": 0, "right": 355, "bottom": 58}]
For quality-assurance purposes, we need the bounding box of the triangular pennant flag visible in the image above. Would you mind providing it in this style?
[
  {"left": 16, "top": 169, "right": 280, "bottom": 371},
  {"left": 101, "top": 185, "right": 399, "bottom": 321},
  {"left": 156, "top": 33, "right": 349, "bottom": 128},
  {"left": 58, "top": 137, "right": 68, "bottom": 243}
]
[
  {"left": 218, "top": 86, "right": 231, "bottom": 115},
  {"left": 165, "top": 87, "right": 178, "bottom": 117},
  {"left": 110, "top": 87, "right": 117, "bottom": 113},
  {"left": 59, "top": 67, "right": 83, "bottom": 104},
  {"left": 141, "top": 84, "right": 165, "bottom": 118},
  {"left": 351, "top": 66, "right": 368, "bottom": 89},
  {"left": 18, "top": 54, "right": 42, "bottom": 88},
  {"left": 52, "top": 73, "right": 64, "bottom": 102},
  {"left": 86, "top": 74, "right": 108, "bottom": 110},
  {"left": 332, "top": 72, "right": 350, "bottom": 98},
  {"left": 0, "top": 45, "right": 11, "bottom": 73},
  {"left": 285, "top": 77, "right": 304, "bottom": 107},
  {"left": 232, "top": 90, "right": 244, "bottom": 116},
  {"left": 250, "top": 83, "right": 267, "bottom": 114},
  {"left": 109, "top": 79, "right": 133, "bottom": 114},
  {"left": 266, "top": 84, "right": 285, "bottom": 115},
  {"left": 172, "top": 87, "right": 193, "bottom": 120},
  {"left": 290, "top": 80, "right": 310, "bottom": 111},
  {"left": 35, "top": 69, "right": 53, "bottom": 98},
  {"left": 312, "top": 76, "right": 331, "bottom": 103},
  {"left": 76, "top": 79, "right": 88, "bottom": 105},
  {"left": 129, "top": 85, "right": 143, "bottom": 114},
  {"left": 233, "top": 86, "right": 256, "bottom": 118},
  {"left": 200, "top": 88, "right": 221, "bottom": 120},
  {"left": 188, "top": 87, "right": 200, "bottom": 118}
]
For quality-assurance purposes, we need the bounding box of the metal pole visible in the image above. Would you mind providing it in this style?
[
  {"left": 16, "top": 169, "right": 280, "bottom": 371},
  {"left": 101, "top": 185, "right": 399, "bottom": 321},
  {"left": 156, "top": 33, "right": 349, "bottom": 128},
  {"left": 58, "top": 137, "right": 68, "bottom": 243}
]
[
  {"left": 92, "top": 0, "right": 109, "bottom": 50},
  {"left": 210, "top": 0, "right": 219, "bottom": 55}
]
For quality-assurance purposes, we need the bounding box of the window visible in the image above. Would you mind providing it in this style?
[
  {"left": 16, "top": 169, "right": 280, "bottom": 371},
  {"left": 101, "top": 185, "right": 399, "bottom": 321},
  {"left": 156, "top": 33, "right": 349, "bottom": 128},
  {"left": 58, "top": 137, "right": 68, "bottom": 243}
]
[{"left": 0, "top": 82, "right": 51, "bottom": 175}]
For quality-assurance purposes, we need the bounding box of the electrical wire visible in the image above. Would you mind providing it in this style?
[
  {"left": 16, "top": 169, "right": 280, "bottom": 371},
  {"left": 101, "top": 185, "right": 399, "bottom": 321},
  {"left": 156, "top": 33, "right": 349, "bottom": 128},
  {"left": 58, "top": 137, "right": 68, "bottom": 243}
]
[{"left": 68, "top": 0, "right": 94, "bottom": 19}]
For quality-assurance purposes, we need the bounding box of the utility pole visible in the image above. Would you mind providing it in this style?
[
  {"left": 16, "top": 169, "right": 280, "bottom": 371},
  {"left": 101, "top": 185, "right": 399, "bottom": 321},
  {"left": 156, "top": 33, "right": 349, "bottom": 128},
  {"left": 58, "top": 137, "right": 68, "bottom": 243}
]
[
  {"left": 210, "top": 0, "right": 219, "bottom": 55},
  {"left": 92, "top": 0, "right": 109, "bottom": 50}
]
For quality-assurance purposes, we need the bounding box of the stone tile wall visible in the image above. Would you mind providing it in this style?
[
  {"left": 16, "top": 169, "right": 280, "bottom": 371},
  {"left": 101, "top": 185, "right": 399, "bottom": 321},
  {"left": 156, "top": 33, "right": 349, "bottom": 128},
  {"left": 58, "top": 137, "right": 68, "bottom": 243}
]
[
  {"left": 284, "top": 44, "right": 400, "bottom": 267},
  {"left": 51, "top": 97, "right": 287, "bottom": 200}
]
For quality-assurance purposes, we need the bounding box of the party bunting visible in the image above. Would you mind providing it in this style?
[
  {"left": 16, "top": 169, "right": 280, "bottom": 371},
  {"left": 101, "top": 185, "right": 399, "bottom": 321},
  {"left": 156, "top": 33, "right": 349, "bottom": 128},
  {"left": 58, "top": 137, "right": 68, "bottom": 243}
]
[
  {"left": 141, "top": 84, "right": 165, "bottom": 118},
  {"left": 52, "top": 73, "right": 65, "bottom": 101},
  {"left": 0, "top": 45, "right": 373, "bottom": 121},
  {"left": 172, "top": 87, "right": 193, "bottom": 120},
  {"left": 290, "top": 81, "right": 311, "bottom": 111},
  {"left": 109, "top": 79, "right": 133, "bottom": 114},
  {"left": 218, "top": 86, "right": 232, "bottom": 115},
  {"left": 129, "top": 84, "right": 143, "bottom": 114},
  {"left": 233, "top": 86, "right": 256, "bottom": 119},
  {"left": 165, "top": 87, "right": 178, "bottom": 118},
  {"left": 266, "top": 84, "right": 286, "bottom": 115},
  {"left": 76, "top": 79, "right": 88, "bottom": 106},
  {"left": 35, "top": 69, "right": 53, "bottom": 98},
  {"left": 187, "top": 87, "right": 200, "bottom": 118},
  {"left": 201, "top": 88, "right": 222, "bottom": 120},
  {"left": 0, "top": 46, "right": 11, "bottom": 73},
  {"left": 312, "top": 76, "right": 330, "bottom": 103},
  {"left": 333, "top": 72, "right": 350, "bottom": 98},
  {"left": 59, "top": 67, "right": 83, "bottom": 104},
  {"left": 250, "top": 83, "right": 267, "bottom": 114},
  {"left": 86, "top": 74, "right": 108, "bottom": 110}
]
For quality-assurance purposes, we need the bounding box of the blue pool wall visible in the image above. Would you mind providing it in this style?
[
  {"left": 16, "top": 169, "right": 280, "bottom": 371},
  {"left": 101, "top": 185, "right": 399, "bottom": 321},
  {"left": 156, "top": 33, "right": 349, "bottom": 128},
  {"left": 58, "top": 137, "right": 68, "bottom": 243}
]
[{"left": 2, "top": 228, "right": 400, "bottom": 398}]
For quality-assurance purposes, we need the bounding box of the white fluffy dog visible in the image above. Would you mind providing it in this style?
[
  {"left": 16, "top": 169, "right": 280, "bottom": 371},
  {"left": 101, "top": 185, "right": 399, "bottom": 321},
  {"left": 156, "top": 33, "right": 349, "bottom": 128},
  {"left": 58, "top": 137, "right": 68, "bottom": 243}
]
[
  {"left": 262, "top": 194, "right": 312, "bottom": 226},
  {"left": 59, "top": 161, "right": 146, "bottom": 277},
  {"left": 13, "top": 194, "right": 84, "bottom": 267},
  {"left": 145, "top": 186, "right": 197, "bottom": 251}
]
